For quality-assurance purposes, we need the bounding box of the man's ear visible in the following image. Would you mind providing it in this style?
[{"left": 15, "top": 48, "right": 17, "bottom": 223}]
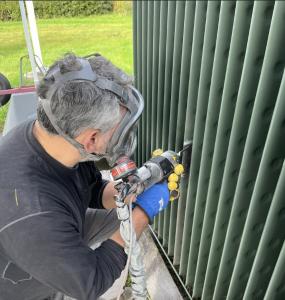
[{"left": 76, "top": 129, "right": 99, "bottom": 153}]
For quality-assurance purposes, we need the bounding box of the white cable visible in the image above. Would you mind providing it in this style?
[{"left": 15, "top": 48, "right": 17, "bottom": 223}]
[
  {"left": 115, "top": 192, "right": 147, "bottom": 300},
  {"left": 115, "top": 198, "right": 133, "bottom": 300}
]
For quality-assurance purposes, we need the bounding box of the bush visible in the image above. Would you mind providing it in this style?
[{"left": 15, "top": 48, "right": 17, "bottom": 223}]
[
  {"left": 113, "top": 1, "right": 132, "bottom": 16},
  {"left": 0, "top": 1, "right": 113, "bottom": 21}
]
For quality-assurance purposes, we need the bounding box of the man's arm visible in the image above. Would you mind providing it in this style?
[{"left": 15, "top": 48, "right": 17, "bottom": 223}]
[
  {"left": 101, "top": 181, "right": 118, "bottom": 209},
  {"left": 110, "top": 207, "right": 149, "bottom": 247}
]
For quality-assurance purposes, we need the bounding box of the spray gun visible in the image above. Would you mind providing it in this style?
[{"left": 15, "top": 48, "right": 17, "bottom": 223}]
[
  {"left": 111, "top": 149, "right": 186, "bottom": 200},
  {"left": 110, "top": 143, "right": 192, "bottom": 300}
]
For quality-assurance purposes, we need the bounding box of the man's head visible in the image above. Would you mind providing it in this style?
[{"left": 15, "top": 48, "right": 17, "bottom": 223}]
[{"left": 36, "top": 53, "right": 143, "bottom": 166}]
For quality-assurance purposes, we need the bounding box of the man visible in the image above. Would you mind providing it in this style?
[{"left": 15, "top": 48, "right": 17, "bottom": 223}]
[{"left": 0, "top": 54, "right": 169, "bottom": 300}]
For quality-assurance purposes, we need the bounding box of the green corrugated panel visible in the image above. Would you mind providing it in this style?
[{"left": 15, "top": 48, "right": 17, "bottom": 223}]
[
  {"left": 167, "top": 0, "right": 186, "bottom": 256},
  {"left": 190, "top": 2, "right": 236, "bottom": 296},
  {"left": 179, "top": 0, "right": 216, "bottom": 278},
  {"left": 141, "top": 1, "right": 148, "bottom": 164},
  {"left": 162, "top": 0, "right": 177, "bottom": 246},
  {"left": 133, "top": 1, "right": 138, "bottom": 93},
  {"left": 173, "top": 1, "right": 196, "bottom": 152},
  {"left": 212, "top": 2, "right": 285, "bottom": 299},
  {"left": 133, "top": 1, "right": 138, "bottom": 164},
  {"left": 173, "top": 0, "right": 196, "bottom": 265},
  {"left": 145, "top": 1, "right": 154, "bottom": 162},
  {"left": 152, "top": 1, "right": 161, "bottom": 232},
  {"left": 156, "top": 1, "right": 168, "bottom": 239},
  {"left": 175, "top": 1, "right": 208, "bottom": 270},
  {"left": 243, "top": 93, "right": 285, "bottom": 297},
  {"left": 133, "top": 1, "right": 285, "bottom": 298},
  {"left": 203, "top": 2, "right": 274, "bottom": 298},
  {"left": 225, "top": 8, "right": 285, "bottom": 298},
  {"left": 195, "top": 2, "right": 253, "bottom": 296},
  {"left": 264, "top": 242, "right": 285, "bottom": 299},
  {"left": 182, "top": 1, "right": 221, "bottom": 286},
  {"left": 150, "top": 1, "right": 160, "bottom": 154},
  {"left": 134, "top": 0, "right": 142, "bottom": 166}
]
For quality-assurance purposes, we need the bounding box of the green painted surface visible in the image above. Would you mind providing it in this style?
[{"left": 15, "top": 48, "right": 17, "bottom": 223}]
[{"left": 134, "top": 1, "right": 285, "bottom": 299}]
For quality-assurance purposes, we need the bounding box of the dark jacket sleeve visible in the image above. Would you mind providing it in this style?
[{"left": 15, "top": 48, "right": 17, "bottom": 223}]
[
  {"left": 0, "top": 211, "right": 127, "bottom": 300},
  {"left": 88, "top": 166, "right": 109, "bottom": 209}
]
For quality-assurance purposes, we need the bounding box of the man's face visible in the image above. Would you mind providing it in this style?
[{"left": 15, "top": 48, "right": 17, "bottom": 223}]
[{"left": 77, "top": 106, "right": 127, "bottom": 156}]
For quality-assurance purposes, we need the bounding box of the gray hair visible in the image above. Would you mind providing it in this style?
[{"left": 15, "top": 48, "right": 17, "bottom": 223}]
[{"left": 36, "top": 53, "right": 133, "bottom": 138}]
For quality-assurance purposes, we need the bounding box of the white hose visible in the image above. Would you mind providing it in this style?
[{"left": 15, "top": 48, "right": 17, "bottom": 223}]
[{"left": 115, "top": 192, "right": 147, "bottom": 300}]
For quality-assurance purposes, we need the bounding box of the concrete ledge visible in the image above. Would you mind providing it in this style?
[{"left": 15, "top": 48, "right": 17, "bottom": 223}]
[{"left": 139, "top": 228, "right": 184, "bottom": 300}]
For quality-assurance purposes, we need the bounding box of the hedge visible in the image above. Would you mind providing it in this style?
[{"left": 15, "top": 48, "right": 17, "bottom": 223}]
[{"left": 0, "top": 1, "right": 113, "bottom": 21}]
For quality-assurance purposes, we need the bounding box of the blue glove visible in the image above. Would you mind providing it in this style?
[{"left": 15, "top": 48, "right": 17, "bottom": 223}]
[{"left": 134, "top": 182, "right": 170, "bottom": 223}]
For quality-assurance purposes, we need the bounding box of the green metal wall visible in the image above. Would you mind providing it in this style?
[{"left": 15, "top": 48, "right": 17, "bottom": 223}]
[{"left": 133, "top": 1, "right": 285, "bottom": 299}]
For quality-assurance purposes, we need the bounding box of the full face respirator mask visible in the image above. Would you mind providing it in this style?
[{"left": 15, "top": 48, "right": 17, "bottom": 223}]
[{"left": 38, "top": 57, "right": 144, "bottom": 168}]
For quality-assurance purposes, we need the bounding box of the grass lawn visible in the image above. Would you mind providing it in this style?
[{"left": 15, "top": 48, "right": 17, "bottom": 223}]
[{"left": 0, "top": 13, "right": 133, "bottom": 131}]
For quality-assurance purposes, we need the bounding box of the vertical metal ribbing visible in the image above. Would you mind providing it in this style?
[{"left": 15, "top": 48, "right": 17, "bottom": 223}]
[
  {"left": 135, "top": 0, "right": 143, "bottom": 166},
  {"left": 181, "top": 1, "right": 221, "bottom": 286},
  {"left": 152, "top": 1, "right": 161, "bottom": 232},
  {"left": 133, "top": 0, "right": 138, "bottom": 164},
  {"left": 141, "top": 1, "right": 148, "bottom": 164},
  {"left": 179, "top": 1, "right": 208, "bottom": 277},
  {"left": 145, "top": 1, "right": 154, "bottom": 163},
  {"left": 150, "top": 1, "right": 161, "bottom": 156},
  {"left": 190, "top": 2, "right": 236, "bottom": 297},
  {"left": 264, "top": 241, "right": 285, "bottom": 300},
  {"left": 167, "top": 0, "right": 186, "bottom": 256},
  {"left": 202, "top": 2, "right": 274, "bottom": 298},
  {"left": 133, "top": 1, "right": 138, "bottom": 92},
  {"left": 226, "top": 14, "right": 285, "bottom": 299},
  {"left": 173, "top": 1, "right": 196, "bottom": 152},
  {"left": 156, "top": 1, "right": 169, "bottom": 239},
  {"left": 243, "top": 133, "right": 285, "bottom": 298},
  {"left": 173, "top": 1, "right": 196, "bottom": 265},
  {"left": 213, "top": 3, "right": 285, "bottom": 299},
  {"left": 133, "top": 2, "right": 285, "bottom": 298},
  {"left": 167, "top": 1, "right": 186, "bottom": 151},
  {"left": 162, "top": 0, "right": 177, "bottom": 247},
  {"left": 175, "top": 1, "right": 208, "bottom": 274},
  {"left": 194, "top": 3, "right": 253, "bottom": 297}
]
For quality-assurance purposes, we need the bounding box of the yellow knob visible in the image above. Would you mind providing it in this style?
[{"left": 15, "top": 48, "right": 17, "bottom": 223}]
[
  {"left": 174, "top": 164, "right": 184, "bottom": 175},
  {"left": 168, "top": 173, "right": 179, "bottom": 182},
  {"left": 152, "top": 148, "right": 163, "bottom": 157},
  {"left": 168, "top": 181, "right": 178, "bottom": 191}
]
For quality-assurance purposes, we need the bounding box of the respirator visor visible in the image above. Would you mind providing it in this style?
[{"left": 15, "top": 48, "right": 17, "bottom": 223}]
[{"left": 106, "top": 87, "right": 143, "bottom": 166}]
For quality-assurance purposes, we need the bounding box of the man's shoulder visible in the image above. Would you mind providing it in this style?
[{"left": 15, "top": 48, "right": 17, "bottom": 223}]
[
  {"left": 0, "top": 120, "right": 47, "bottom": 188},
  {"left": 0, "top": 184, "right": 74, "bottom": 235},
  {"left": 0, "top": 120, "right": 30, "bottom": 150},
  {"left": 0, "top": 186, "right": 42, "bottom": 232},
  {"left": 0, "top": 119, "right": 35, "bottom": 175}
]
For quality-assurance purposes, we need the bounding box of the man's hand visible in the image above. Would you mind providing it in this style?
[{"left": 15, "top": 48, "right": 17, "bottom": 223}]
[
  {"left": 134, "top": 182, "right": 170, "bottom": 223},
  {"left": 110, "top": 182, "right": 169, "bottom": 247},
  {"left": 102, "top": 182, "right": 136, "bottom": 209}
]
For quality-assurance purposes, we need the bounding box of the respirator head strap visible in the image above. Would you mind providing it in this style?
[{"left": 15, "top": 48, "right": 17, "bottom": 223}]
[
  {"left": 47, "top": 58, "right": 129, "bottom": 104},
  {"left": 95, "top": 78, "right": 129, "bottom": 104}
]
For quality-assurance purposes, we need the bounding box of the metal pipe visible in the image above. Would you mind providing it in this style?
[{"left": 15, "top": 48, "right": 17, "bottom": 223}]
[
  {"left": 25, "top": 0, "right": 44, "bottom": 70},
  {"left": 19, "top": 0, "right": 39, "bottom": 84}
]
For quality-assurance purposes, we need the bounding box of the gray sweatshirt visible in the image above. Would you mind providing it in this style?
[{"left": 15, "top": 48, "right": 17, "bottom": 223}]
[{"left": 0, "top": 120, "right": 127, "bottom": 300}]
